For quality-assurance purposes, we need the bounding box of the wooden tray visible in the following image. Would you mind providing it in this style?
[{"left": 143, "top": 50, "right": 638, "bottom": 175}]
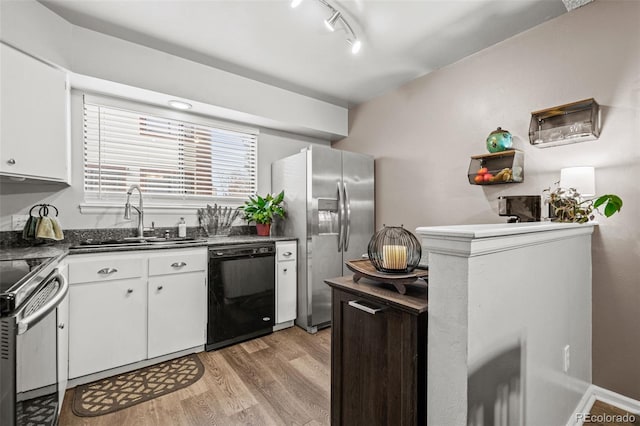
[{"left": 345, "top": 259, "right": 428, "bottom": 295}]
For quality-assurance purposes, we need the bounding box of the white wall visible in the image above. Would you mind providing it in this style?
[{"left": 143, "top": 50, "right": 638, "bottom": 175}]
[
  {"left": 335, "top": 1, "right": 640, "bottom": 400},
  {"left": 0, "top": 0, "right": 335, "bottom": 231},
  {"left": 0, "top": 91, "right": 329, "bottom": 231},
  {"left": 0, "top": 0, "right": 347, "bottom": 140},
  {"left": 0, "top": 0, "right": 72, "bottom": 68}
]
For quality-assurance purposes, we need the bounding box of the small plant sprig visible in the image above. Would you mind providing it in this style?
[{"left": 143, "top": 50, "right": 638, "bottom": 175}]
[{"left": 544, "top": 185, "right": 623, "bottom": 223}]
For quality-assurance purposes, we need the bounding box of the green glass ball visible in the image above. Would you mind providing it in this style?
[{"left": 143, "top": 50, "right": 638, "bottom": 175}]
[{"left": 486, "top": 127, "right": 513, "bottom": 153}]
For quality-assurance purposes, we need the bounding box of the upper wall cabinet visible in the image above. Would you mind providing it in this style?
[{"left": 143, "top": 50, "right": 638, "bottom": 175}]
[
  {"left": 529, "top": 98, "right": 601, "bottom": 148},
  {"left": 0, "top": 43, "right": 69, "bottom": 183}
]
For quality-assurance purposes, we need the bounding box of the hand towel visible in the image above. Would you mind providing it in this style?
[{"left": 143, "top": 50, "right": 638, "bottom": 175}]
[
  {"left": 22, "top": 216, "right": 40, "bottom": 239},
  {"left": 35, "top": 217, "right": 56, "bottom": 240},
  {"left": 22, "top": 216, "right": 36, "bottom": 239},
  {"left": 51, "top": 217, "right": 64, "bottom": 240}
]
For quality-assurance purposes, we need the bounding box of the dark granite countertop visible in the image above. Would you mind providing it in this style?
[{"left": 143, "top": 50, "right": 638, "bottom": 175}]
[
  {"left": 0, "top": 235, "right": 296, "bottom": 260},
  {"left": 0, "top": 245, "right": 69, "bottom": 261}
]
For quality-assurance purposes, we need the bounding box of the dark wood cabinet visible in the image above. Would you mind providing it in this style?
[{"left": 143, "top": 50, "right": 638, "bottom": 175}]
[{"left": 326, "top": 276, "right": 428, "bottom": 426}]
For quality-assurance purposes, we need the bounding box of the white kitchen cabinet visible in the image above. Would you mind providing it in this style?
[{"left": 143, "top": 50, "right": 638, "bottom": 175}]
[
  {"left": 0, "top": 43, "right": 69, "bottom": 182},
  {"left": 148, "top": 272, "right": 205, "bottom": 358},
  {"left": 67, "top": 247, "right": 206, "bottom": 380},
  {"left": 275, "top": 241, "right": 297, "bottom": 326},
  {"left": 147, "top": 248, "right": 206, "bottom": 359},
  {"left": 68, "top": 277, "right": 147, "bottom": 379}
]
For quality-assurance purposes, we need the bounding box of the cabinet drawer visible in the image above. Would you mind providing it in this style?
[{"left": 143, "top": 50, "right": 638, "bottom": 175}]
[
  {"left": 148, "top": 249, "right": 207, "bottom": 276},
  {"left": 276, "top": 241, "right": 297, "bottom": 262},
  {"left": 69, "top": 257, "right": 144, "bottom": 284}
]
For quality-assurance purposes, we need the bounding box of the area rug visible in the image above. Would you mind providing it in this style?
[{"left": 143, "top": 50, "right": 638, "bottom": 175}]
[{"left": 72, "top": 354, "right": 204, "bottom": 417}]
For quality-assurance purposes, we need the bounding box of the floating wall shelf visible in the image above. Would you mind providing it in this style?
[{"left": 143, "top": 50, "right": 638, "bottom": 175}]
[
  {"left": 468, "top": 150, "right": 524, "bottom": 185},
  {"left": 529, "top": 98, "right": 601, "bottom": 148}
]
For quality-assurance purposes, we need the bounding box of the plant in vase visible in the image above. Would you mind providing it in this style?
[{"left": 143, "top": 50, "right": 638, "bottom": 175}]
[
  {"left": 544, "top": 186, "right": 623, "bottom": 223},
  {"left": 240, "top": 191, "right": 285, "bottom": 236}
]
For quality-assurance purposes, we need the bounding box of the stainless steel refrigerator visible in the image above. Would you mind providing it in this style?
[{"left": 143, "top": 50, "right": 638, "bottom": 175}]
[{"left": 272, "top": 145, "right": 374, "bottom": 333}]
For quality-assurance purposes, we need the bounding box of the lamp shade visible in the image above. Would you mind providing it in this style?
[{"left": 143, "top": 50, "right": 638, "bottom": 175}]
[{"left": 560, "top": 166, "right": 595, "bottom": 196}]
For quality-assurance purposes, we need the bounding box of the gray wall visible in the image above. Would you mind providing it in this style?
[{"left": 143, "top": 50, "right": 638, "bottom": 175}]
[
  {"left": 335, "top": 1, "right": 640, "bottom": 400},
  {"left": 0, "top": 91, "right": 329, "bottom": 231}
]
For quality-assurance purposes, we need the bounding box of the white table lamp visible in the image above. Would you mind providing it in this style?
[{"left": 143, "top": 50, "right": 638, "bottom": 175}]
[{"left": 560, "top": 166, "right": 596, "bottom": 197}]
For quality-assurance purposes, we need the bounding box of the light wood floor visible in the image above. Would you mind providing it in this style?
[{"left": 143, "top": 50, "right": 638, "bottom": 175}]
[
  {"left": 59, "top": 326, "right": 331, "bottom": 426},
  {"left": 588, "top": 400, "right": 640, "bottom": 425}
]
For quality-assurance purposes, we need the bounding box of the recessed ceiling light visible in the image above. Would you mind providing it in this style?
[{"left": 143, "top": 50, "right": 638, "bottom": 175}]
[
  {"left": 291, "top": 0, "right": 303, "bottom": 8},
  {"left": 168, "top": 100, "right": 192, "bottom": 110}
]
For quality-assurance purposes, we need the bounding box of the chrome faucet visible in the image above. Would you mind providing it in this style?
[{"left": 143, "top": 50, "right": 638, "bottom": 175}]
[{"left": 124, "top": 184, "right": 144, "bottom": 238}]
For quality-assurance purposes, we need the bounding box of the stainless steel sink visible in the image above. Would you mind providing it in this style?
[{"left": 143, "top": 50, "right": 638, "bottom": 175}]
[{"left": 70, "top": 237, "right": 205, "bottom": 250}]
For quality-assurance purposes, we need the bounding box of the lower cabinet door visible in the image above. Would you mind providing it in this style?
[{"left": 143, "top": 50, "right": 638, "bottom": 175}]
[
  {"left": 147, "top": 271, "right": 206, "bottom": 358},
  {"left": 332, "top": 288, "right": 419, "bottom": 425},
  {"left": 276, "top": 260, "right": 296, "bottom": 323},
  {"left": 69, "top": 278, "right": 147, "bottom": 379}
]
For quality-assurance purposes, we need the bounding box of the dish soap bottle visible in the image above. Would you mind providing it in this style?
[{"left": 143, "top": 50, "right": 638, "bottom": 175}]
[{"left": 178, "top": 217, "right": 187, "bottom": 238}]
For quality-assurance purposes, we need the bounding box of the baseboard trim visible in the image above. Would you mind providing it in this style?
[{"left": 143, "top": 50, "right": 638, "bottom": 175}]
[
  {"left": 273, "top": 320, "right": 295, "bottom": 332},
  {"left": 567, "top": 384, "right": 640, "bottom": 426},
  {"left": 590, "top": 385, "right": 640, "bottom": 414}
]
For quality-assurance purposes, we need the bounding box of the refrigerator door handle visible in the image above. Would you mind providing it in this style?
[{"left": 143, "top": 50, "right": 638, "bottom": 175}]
[
  {"left": 344, "top": 182, "right": 351, "bottom": 251},
  {"left": 337, "top": 181, "right": 344, "bottom": 252}
]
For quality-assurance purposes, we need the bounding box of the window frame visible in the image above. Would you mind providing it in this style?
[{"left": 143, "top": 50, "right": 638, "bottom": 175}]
[{"left": 80, "top": 94, "right": 259, "bottom": 210}]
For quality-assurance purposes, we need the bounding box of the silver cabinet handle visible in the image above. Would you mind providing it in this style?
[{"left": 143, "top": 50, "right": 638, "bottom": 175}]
[
  {"left": 98, "top": 267, "right": 118, "bottom": 275},
  {"left": 58, "top": 323, "right": 65, "bottom": 330},
  {"left": 348, "top": 300, "right": 386, "bottom": 315},
  {"left": 171, "top": 261, "right": 187, "bottom": 268},
  {"left": 127, "top": 288, "right": 134, "bottom": 294},
  {"left": 283, "top": 251, "right": 292, "bottom": 257},
  {"left": 7, "top": 158, "right": 16, "bottom": 165},
  {"left": 157, "top": 285, "right": 163, "bottom": 290}
]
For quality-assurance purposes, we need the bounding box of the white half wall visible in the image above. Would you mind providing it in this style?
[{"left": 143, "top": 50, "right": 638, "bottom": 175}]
[{"left": 418, "top": 223, "right": 595, "bottom": 426}]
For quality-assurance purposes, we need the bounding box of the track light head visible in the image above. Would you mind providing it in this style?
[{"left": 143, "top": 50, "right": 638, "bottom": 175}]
[
  {"left": 349, "top": 39, "right": 362, "bottom": 54},
  {"left": 324, "top": 10, "right": 340, "bottom": 32}
]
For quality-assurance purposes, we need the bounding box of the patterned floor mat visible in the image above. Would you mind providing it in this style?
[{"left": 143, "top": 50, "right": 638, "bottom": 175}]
[{"left": 72, "top": 354, "right": 204, "bottom": 417}]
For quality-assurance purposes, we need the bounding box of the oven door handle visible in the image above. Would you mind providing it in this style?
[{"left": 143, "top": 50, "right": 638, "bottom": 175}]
[{"left": 17, "top": 269, "right": 68, "bottom": 335}]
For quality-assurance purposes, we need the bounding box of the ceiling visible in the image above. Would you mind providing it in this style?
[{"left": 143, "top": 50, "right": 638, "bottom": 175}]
[{"left": 41, "top": 0, "right": 570, "bottom": 107}]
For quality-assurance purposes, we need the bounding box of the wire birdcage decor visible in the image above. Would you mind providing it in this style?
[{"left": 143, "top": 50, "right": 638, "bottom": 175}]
[{"left": 368, "top": 225, "right": 422, "bottom": 273}]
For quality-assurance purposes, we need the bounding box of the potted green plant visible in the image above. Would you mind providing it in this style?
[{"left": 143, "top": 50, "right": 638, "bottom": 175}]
[
  {"left": 545, "top": 186, "right": 623, "bottom": 223},
  {"left": 241, "top": 190, "right": 285, "bottom": 236}
]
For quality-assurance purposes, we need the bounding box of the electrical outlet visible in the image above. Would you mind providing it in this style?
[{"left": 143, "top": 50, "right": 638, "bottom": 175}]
[
  {"left": 563, "top": 345, "right": 570, "bottom": 373},
  {"left": 12, "top": 214, "right": 29, "bottom": 231}
]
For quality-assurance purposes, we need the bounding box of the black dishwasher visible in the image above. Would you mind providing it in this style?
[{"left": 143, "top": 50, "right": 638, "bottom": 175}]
[{"left": 207, "top": 243, "right": 275, "bottom": 351}]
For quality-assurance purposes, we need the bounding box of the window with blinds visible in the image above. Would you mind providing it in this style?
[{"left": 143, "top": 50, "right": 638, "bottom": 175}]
[{"left": 83, "top": 99, "right": 258, "bottom": 202}]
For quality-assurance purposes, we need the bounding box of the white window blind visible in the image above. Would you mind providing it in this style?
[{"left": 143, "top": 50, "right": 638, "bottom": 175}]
[{"left": 83, "top": 99, "right": 258, "bottom": 202}]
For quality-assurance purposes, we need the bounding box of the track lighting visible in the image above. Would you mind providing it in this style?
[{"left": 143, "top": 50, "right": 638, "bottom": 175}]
[
  {"left": 324, "top": 10, "right": 340, "bottom": 32},
  {"left": 291, "top": 0, "right": 363, "bottom": 55},
  {"left": 349, "top": 39, "right": 362, "bottom": 54}
]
